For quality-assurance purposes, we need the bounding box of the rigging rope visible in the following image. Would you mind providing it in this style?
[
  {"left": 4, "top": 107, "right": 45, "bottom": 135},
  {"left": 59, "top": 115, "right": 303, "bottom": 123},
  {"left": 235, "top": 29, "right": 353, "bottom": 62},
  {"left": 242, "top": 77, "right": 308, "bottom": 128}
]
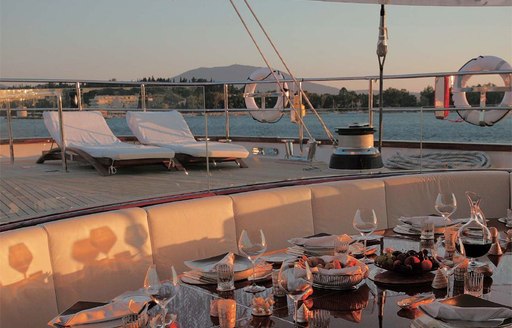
[
  {"left": 384, "top": 151, "right": 491, "bottom": 170},
  {"left": 228, "top": 0, "right": 301, "bottom": 131},
  {"left": 241, "top": 0, "right": 336, "bottom": 144}
]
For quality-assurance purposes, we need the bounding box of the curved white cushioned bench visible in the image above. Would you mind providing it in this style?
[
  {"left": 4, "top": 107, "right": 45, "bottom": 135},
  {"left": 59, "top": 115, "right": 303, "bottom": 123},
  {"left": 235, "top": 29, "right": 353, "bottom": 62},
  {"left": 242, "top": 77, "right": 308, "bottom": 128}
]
[{"left": 1, "top": 170, "right": 510, "bottom": 328}]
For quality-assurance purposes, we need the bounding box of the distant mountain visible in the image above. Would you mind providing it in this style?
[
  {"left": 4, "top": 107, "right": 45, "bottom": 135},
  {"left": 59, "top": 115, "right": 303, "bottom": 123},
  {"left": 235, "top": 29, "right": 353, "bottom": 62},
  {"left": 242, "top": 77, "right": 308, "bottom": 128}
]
[{"left": 172, "top": 64, "right": 340, "bottom": 95}]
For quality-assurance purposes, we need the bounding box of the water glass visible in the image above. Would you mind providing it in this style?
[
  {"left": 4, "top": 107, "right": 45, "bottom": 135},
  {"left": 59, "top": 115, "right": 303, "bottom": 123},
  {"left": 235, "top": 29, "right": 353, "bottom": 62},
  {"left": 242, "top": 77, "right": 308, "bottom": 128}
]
[
  {"left": 121, "top": 314, "right": 145, "bottom": 328},
  {"left": 334, "top": 237, "right": 350, "bottom": 256},
  {"left": 464, "top": 271, "right": 484, "bottom": 298},
  {"left": 271, "top": 270, "right": 286, "bottom": 297},
  {"left": 420, "top": 220, "right": 434, "bottom": 240},
  {"left": 217, "top": 299, "right": 236, "bottom": 328},
  {"left": 217, "top": 263, "right": 235, "bottom": 291},
  {"left": 309, "top": 309, "right": 330, "bottom": 328},
  {"left": 443, "top": 227, "right": 458, "bottom": 252}
]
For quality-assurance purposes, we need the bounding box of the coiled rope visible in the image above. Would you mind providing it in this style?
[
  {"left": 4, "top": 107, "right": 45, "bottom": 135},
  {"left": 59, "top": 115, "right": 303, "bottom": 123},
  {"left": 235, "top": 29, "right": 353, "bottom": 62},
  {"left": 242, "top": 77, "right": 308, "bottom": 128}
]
[{"left": 384, "top": 151, "right": 491, "bottom": 170}]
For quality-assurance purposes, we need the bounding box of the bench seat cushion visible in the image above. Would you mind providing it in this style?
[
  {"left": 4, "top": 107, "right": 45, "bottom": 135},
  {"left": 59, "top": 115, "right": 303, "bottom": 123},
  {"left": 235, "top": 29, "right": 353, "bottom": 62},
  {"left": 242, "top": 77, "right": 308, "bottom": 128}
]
[
  {"left": 145, "top": 196, "right": 238, "bottom": 275},
  {"left": 230, "top": 186, "right": 314, "bottom": 250},
  {"left": 0, "top": 226, "right": 59, "bottom": 328},
  {"left": 42, "top": 208, "right": 153, "bottom": 312},
  {"left": 310, "top": 179, "right": 388, "bottom": 234},
  {"left": 384, "top": 171, "right": 510, "bottom": 227}
]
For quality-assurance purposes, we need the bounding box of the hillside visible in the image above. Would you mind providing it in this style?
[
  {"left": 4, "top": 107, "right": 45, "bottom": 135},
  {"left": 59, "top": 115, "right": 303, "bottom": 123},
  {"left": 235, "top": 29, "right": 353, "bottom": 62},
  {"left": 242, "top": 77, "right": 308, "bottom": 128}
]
[{"left": 172, "top": 64, "right": 339, "bottom": 95}]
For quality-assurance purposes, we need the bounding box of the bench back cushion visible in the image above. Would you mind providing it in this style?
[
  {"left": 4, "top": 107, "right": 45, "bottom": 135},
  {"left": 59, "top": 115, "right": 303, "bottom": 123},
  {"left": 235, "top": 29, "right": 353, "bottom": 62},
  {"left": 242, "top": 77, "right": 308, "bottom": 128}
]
[
  {"left": 42, "top": 208, "right": 153, "bottom": 312},
  {"left": 310, "top": 179, "right": 388, "bottom": 233},
  {"left": 0, "top": 226, "right": 59, "bottom": 328},
  {"left": 231, "top": 186, "right": 315, "bottom": 250},
  {"left": 145, "top": 196, "right": 238, "bottom": 275},
  {"left": 384, "top": 171, "right": 510, "bottom": 227}
]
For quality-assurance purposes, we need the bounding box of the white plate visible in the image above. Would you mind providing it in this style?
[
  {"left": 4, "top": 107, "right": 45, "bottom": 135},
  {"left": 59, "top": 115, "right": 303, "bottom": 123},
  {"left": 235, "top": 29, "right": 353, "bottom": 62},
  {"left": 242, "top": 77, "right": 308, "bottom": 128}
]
[
  {"left": 498, "top": 217, "right": 512, "bottom": 227},
  {"left": 399, "top": 216, "right": 463, "bottom": 228},
  {"left": 393, "top": 225, "right": 421, "bottom": 236},
  {"left": 312, "top": 282, "right": 358, "bottom": 290},
  {"left": 184, "top": 253, "right": 251, "bottom": 273}
]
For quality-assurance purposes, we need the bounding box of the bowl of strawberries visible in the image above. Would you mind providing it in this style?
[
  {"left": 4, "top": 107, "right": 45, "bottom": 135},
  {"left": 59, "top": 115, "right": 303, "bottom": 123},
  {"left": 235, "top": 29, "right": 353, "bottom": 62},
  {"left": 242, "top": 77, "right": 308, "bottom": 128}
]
[{"left": 304, "top": 255, "right": 369, "bottom": 290}]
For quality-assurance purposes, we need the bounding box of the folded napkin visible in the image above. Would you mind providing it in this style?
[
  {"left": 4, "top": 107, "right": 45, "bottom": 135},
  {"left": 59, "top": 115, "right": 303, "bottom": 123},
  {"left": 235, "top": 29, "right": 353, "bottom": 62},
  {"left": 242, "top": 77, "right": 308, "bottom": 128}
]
[
  {"left": 248, "top": 261, "right": 273, "bottom": 281},
  {"left": 189, "top": 252, "right": 235, "bottom": 273},
  {"left": 49, "top": 292, "right": 150, "bottom": 327},
  {"left": 289, "top": 234, "right": 352, "bottom": 249},
  {"left": 420, "top": 302, "right": 512, "bottom": 323}
]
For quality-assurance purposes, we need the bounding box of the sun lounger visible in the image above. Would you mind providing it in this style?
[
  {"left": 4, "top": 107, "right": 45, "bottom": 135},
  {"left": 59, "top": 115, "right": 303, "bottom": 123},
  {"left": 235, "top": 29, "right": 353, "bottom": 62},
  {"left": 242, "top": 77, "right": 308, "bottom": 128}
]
[
  {"left": 37, "top": 111, "right": 179, "bottom": 175},
  {"left": 126, "top": 111, "right": 249, "bottom": 168}
]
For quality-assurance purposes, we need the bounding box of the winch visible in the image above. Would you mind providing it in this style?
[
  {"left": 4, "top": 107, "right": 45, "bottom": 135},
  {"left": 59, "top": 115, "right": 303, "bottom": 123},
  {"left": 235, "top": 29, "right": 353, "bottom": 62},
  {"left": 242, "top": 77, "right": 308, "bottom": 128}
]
[{"left": 329, "top": 123, "right": 383, "bottom": 170}]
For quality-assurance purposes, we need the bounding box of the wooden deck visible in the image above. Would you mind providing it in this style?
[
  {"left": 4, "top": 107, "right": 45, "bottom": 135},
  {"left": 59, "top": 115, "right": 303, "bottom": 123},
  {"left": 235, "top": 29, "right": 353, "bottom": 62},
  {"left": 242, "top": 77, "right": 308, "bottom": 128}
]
[{"left": 0, "top": 154, "right": 339, "bottom": 227}]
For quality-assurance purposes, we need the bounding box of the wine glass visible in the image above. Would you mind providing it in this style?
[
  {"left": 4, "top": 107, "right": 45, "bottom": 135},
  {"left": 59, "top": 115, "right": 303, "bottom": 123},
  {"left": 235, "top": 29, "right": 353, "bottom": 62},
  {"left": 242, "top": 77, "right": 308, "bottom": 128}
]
[
  {"left": 278, "top": 259, "right": 313, "bottom": 325},
  {"left": 435, "top": 192, "right": 457, "bottom": 227},
  {"left": 238, "top": 229, "right": 267, "bottom": 293},
  {"left": 352, "top": 208, "right": 377, "bottom": 264},
  {"left": 457, "top": 214, "right": 491, "bottom": 271},
  {"left": 144, "top": 264, "right": 179, "bottom": 326}
]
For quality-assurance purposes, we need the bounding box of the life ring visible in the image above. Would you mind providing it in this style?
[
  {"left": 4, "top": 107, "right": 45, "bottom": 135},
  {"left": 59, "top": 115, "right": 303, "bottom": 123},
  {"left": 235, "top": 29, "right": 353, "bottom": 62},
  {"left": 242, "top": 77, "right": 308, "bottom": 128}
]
[
  {"left": 244, "top": 67, "right": 289, "bottom": 123},
  {"left": 453, "top": 55, "right": 512, "bottom": 126}
]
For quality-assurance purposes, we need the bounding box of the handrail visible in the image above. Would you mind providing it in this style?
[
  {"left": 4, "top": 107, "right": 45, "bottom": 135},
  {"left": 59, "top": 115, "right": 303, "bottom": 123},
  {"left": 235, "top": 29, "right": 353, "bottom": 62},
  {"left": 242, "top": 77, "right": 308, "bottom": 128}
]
[{"left": 0, "top": 69, "right": 511, "bottom": 86}]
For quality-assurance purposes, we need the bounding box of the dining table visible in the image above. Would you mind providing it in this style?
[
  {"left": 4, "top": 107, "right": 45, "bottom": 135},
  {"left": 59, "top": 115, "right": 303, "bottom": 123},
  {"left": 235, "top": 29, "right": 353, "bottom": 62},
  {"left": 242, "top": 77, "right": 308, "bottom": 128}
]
[{"left": 167, "top": 219, "right": 512, "bottom": 328}]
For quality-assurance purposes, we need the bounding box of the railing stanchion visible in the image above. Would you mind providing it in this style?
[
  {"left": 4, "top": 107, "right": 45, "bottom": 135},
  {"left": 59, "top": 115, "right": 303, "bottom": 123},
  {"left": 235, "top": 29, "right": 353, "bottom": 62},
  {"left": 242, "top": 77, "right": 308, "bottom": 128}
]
[
  {"left": 224, "top": 83, "right": 230, "bottom": 141},
  {"left": 368, "top": 79, "right": 374, "bottom": 127},
  {"left": 75, "top": 82, "right": 82, "bottom": 110},
  {"left": 141, "top": 84, "right": 146, "bottom": 111},
  {"left": 7, "top": 102, "right": 14, "bottom": 164},
  {"left": 57, "top": 94, "right": 68, "bottom": 172}
]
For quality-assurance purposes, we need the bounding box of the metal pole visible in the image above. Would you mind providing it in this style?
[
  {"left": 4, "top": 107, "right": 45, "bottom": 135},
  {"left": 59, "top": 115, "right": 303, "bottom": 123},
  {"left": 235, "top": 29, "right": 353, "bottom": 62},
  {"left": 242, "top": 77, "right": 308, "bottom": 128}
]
[
  {"left": 378, "top": 63, "right": 384, "bottom": 152},
  {"left": 141, "top": 84, "right": 146, "bottom": 111},
  {"left": 368, "top": 80, "right": 374, "bottom": 127},
  {"left": 7, "top": 102, "right": 14, "bottom": 164},
  {"left": 203, "top": 86, "right": 210, "bottom": 191},
  {"left": 223, "top": 84, "right": 230, "bottom": 141},
  {"left": 75, "top": 82, "right": 82, "bottom": 110},
  {"left": 57, "top": 95, "right": 68, "bottom": 172},
  {"left": 298, "top": 81, "right": 304, "bottom": 153},
  {"left": 376, "top": 4, "right": 388, "bottom": 152}
]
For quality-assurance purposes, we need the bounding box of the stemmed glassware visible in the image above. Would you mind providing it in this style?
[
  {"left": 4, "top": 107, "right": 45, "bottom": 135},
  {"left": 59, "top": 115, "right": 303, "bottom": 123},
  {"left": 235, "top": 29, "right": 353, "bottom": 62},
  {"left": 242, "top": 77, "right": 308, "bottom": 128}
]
[
  {"left": 278, "top": 259, "right": 313, "bottom": 325},
  {"left": 144, "top": 264, "right": 179, "bottom": 327},
  {"left": 238, "top": 229, "right": 267, "bottom": 293},
  {"left": 435, "top": 192, "right": 457, "bottom": 227},
  {"left": 352, "top": 208, "right": 377, "bottom": 264}
]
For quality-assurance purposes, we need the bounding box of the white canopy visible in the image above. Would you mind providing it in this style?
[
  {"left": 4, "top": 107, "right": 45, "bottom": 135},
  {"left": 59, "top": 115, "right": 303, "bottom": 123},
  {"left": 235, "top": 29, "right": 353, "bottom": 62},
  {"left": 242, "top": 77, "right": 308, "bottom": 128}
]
[{"left": 313, "top": 0, "right": 511, "bottom": 6}]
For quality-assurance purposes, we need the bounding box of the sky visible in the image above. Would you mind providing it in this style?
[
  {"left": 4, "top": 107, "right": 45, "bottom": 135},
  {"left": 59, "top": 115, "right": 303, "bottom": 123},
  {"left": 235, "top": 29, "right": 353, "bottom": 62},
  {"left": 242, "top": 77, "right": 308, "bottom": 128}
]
[{"left": 1, "top": 0, "right": 511, "bottom": 91}]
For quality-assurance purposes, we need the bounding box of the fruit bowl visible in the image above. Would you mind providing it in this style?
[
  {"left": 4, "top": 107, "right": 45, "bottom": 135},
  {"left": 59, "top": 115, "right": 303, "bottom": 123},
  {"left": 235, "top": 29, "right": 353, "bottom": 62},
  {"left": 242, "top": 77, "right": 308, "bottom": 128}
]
[
  {"left": 374, "top": 249, "right": 438, "bottom": 275},
  {"left": 305, "top": 255, "right": 369, "bottom": 289}
]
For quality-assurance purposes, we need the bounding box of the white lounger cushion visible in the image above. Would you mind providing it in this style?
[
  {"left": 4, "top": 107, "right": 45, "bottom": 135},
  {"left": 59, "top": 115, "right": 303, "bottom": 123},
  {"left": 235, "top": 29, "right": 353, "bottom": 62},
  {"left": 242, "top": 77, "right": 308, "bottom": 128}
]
[
  {"left": 126, "top": 111, "right": 249, "bottom": 158},
  {"left": 43, "top": 111, "right": 174, "bottom": 160}
]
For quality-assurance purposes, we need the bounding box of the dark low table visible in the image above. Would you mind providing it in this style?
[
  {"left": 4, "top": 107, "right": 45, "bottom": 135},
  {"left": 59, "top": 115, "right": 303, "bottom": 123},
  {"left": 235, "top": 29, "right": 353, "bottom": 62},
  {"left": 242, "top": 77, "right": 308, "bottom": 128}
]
[{"left": 172, "top": 220, "right": 512, "bottom": 327}]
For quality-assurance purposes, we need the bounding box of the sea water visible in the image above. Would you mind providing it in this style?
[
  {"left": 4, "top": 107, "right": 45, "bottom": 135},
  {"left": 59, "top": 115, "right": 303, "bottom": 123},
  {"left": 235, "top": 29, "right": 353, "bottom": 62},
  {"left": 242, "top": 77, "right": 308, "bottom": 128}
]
[{"left": 1, "top": 111, "right": 511, "bottom": 144}]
